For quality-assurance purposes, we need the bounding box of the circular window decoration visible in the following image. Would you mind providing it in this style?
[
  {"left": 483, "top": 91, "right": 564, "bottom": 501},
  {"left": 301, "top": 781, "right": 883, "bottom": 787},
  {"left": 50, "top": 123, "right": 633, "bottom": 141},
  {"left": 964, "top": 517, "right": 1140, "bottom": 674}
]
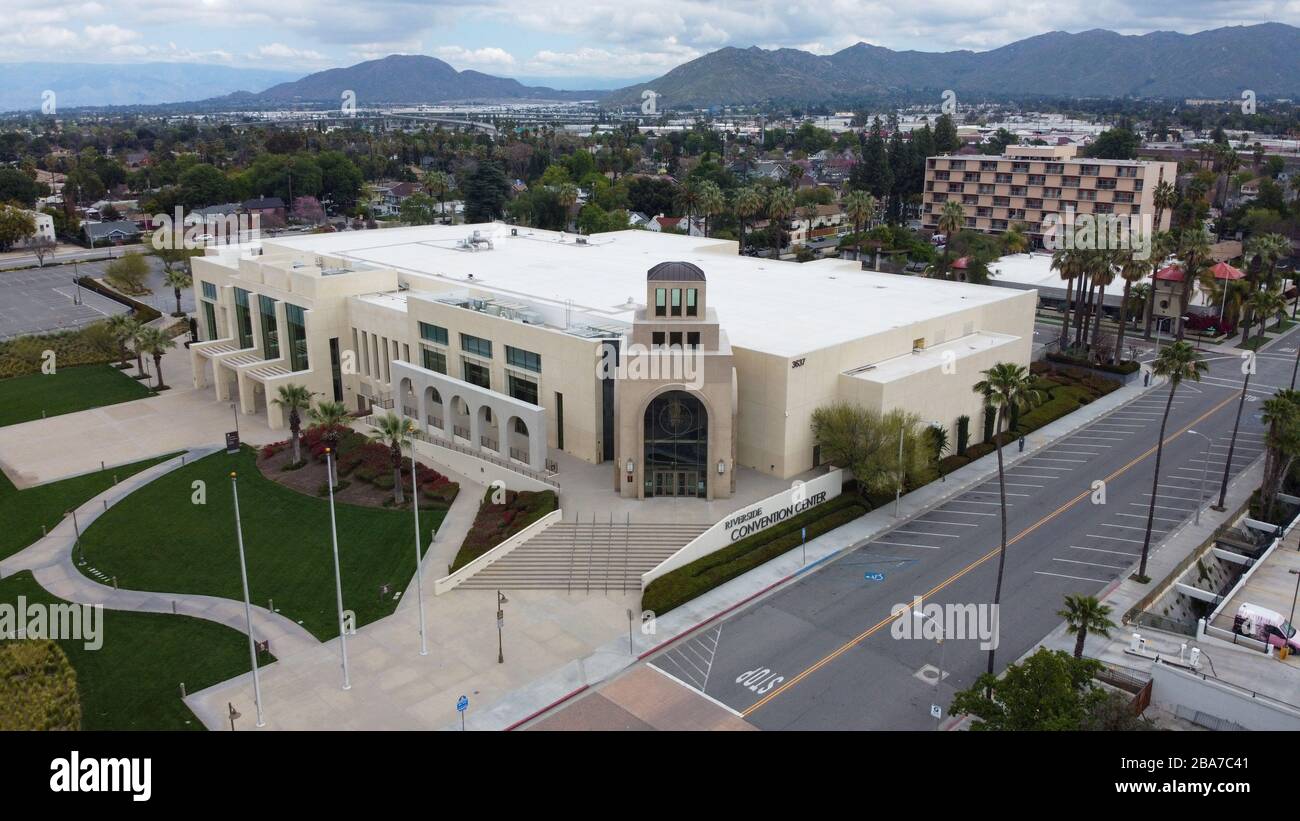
[{"left": 657, "top": 398, "right": 694, "bottom": 436}]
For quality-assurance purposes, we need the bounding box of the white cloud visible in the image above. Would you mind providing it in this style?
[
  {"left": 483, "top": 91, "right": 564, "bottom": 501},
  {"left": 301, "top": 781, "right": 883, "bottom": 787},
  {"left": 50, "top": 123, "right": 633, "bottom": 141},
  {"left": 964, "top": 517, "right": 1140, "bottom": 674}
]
[{"left": 435, "top": 45, "right": 516, "bottom": 69}]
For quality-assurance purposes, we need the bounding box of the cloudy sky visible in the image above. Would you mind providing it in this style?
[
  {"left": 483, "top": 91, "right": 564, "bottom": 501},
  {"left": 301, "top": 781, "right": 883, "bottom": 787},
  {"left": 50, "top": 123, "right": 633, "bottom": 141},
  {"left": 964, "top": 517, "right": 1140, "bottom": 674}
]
[{"left": 4, "top": 0, "right": 1297, "bottom": 85}]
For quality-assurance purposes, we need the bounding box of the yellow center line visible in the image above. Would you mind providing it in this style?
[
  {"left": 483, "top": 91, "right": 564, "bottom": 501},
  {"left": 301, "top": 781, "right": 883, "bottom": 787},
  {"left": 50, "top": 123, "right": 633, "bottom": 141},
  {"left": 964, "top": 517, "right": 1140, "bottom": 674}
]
[{"left": 742, "top": 388, "right": 1241, "bottom": 717}]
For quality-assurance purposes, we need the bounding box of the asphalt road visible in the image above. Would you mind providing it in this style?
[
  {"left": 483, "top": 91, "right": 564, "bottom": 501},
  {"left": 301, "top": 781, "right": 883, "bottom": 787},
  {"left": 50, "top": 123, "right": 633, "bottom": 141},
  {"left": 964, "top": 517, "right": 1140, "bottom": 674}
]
[{"left": 648, "top": 331, "right": 1298, "bottom": 730}]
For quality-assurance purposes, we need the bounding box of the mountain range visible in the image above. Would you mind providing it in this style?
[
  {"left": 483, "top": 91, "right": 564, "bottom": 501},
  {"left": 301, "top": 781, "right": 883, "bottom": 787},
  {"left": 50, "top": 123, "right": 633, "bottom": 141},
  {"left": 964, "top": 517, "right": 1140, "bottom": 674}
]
[
  {"left": 607, "top": 23, "right": 1300, "bottom": 106},
  {"left": 0, "top": 62, "right": 301, "bottom": 112},
  {"left": 212, "top": 54, "right": 601, "bottom": 107},
  {"left": 7, "top": 23, "right": 1300, "bottom": 112}
]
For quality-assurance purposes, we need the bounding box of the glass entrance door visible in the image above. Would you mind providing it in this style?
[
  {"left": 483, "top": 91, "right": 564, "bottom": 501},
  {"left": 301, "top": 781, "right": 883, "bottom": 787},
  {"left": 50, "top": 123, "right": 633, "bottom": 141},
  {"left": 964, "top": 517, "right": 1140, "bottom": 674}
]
[{"left": 652, "top": 470, "right": 701, "bottom": 498}]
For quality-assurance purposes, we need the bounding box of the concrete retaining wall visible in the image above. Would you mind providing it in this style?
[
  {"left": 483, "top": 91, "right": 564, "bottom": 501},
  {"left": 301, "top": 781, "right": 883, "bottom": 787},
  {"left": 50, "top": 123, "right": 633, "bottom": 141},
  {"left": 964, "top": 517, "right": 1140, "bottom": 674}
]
[
  {"left": 641, "top": 469, "right": 843, "bottom": 588},
  {"left": 1151, "top": 660, "right": 1300, "bottom": 731},
  {"left": 432, "top": 509, "right": 563, "bottom": 595}
]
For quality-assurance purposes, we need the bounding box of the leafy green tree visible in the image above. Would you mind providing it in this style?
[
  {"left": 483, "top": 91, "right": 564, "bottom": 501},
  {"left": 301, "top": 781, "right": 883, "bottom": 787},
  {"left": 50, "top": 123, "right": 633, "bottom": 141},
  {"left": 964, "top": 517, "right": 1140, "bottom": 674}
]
[
  {"left": 1085, "top": 127, "right": 1140, "bottom": 160},
  {"left": 810, "top": 402, "right": 930, "bottom": 501},
  {"left": 400, "top": 193, "right": 440, "bottom": 226},
  {"left": 0, "top": 204, "right": 37, "bottom": 251},
  {"left": 0, "top": 167, "right": 44, "bottom": 206},
  {"left": 105, "top": 254, "right": 150, "bottom": 295},
  {"left": 950, "top": 648, "right": 1105, "bottom": 731},
  {"left": 464, "top": 161, "right": 509, "bottom": 223}
]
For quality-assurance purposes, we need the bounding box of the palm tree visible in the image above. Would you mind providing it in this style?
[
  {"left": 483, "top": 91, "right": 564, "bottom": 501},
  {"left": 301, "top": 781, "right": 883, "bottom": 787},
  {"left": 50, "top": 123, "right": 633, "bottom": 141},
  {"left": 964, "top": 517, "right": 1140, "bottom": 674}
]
[
  {"left": 556, "top": 183, "right": 579, "bottom": 231},
  {"left": 842, "top": 190, "right": 876, "bottom": 239},
  {"left": 1057, "top": 594, "right": 1115, "bottom": 659},
  {"left": 136, "top": 326, "right": 175, "bottom": 390},
  {"left": 972, "top": 363, "right": 1045, "bottom": 676},
  {"left": 104, "top": 314, "right": 137, "bottom": 369},
  {"left": 937, "top": 200, "right": 965, "bottom": 238},
  {"left": 1085, "top": 249, "right": 1119, "bottom": 353},
  {"left": 1175, "top": 227, "right": 1212, "bottom": 339},
  {"left": 766, "top": 185, "right": 795, "bottom": 255},
  {"left": 1002, "top": 222, "right": 1029, "bottom": 256},
  {"left": 1152, "top": 180, "right": 1176, "bottom": 230},
  {"left": 1138, "top": 341, "right": 1207, "bottom": 580},
  {"left": 1142, "top": 231, "right": 1175, "bottom": 340},
  {"left": 1051, "top": 248, "right": 1084, "bottom": 350},
  {"left": 733, "top": 186, "right": 764, "bottom": 255},
  {"left": 309, "top": 400, "right": 351, "bottom": 488},
  {"left": 1114, "top": 249, "right": 1147, "bottom": 362},
  {"left": 697, "top": 180, "right": 724, "bottom": 238},
  {"left": 163, "top": 268, "right": 191, "bottom": 317},
  {"left": 1260, "top": 391, "right": 1300, "bottom": 521},
  {"left": 272, "top": 383, "right": 314, "bottom": 465},
  {"left": 799, "top": 203, "right": 819, "bottom": 250},
  {"left": 423, "top": 170, "right": 451, "bottom": 217},
  {"left": 677, "top": 180, "right": 702, "bottom": 235},
  {"left": 369, "top": 412, "right": 416, "bottom": 505}
]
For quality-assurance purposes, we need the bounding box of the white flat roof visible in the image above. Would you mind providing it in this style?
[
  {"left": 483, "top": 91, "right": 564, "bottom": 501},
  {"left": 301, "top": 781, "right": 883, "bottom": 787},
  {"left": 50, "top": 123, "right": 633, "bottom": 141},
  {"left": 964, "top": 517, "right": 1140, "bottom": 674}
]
[
  {"left": 989, "top": 251, "right": 1211, "bottom": 308},
  {"left": 261, "top": 224, "right": 1027, "bottom": 358}
]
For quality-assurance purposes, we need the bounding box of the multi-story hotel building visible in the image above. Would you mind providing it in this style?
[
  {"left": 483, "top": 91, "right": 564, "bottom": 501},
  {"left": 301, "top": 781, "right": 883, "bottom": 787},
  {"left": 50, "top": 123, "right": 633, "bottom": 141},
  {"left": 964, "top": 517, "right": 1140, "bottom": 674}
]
[
  {"left": 921, "top": 145, "right": 1177, "bottom": 243},
  {"left": 188, "top": 224, "right": 1035, "bottom": 500}
]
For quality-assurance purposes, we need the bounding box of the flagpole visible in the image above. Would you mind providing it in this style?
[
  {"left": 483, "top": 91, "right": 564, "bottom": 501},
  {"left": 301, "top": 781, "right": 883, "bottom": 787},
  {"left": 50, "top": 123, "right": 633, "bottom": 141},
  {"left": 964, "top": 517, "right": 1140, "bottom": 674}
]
[
  {"left": 230, "top": 472, "right": 265, "bottom": 727},
  {"left": 324, "top": 449, "right": 351, "bottom": 690},
  {"left": 410, "top": 431, "right": 428, "bottom": 656}
]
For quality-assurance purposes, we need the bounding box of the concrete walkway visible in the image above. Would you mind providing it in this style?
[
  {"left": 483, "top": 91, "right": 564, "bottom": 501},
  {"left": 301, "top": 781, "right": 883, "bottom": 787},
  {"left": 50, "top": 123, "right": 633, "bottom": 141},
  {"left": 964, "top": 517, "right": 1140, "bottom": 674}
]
[
  {"left": 0, "top": 345, "right": 279, "bottom": 488},
  {"left": 0, "top": 447, "right": 319, "bottom": 659}
]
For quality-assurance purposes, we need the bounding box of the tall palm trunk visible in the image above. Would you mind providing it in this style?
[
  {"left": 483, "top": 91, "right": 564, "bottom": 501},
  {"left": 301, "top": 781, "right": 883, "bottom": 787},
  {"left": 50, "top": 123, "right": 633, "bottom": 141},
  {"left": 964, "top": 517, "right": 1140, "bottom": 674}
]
[
  {"left": 1060, "top": 274, "right": 1075, "bottom": 348},
  {"left": 392, "top": 444, "right": 405, "bottom": 505},
  {"left": 289, "top": 411, "right": 301, "bottom": 464},
  {"left": 1078, "top": 282, "right": 1097, "bottom": 349},
  {"left": 1073, "top": 626, "right": 1088, "bottom": 660},
  {"left": 153, "top": 353, "right": 165, "bottom": 390},
  {"left": 1216, "top": 370, "right": 1250, "bottom": 510},
  {"left": 1115, "top": 279, "right": 1132, "bottom": 363},
  {"left": 1138, "top": 381, "right": 1179, "bottom": 578},
  {"left": 1142, "top": 279, "right": 1156, "bottom": 340},
  {"left": 986, "top": 406, "right": 1010, "bottom": 678},
  {"left": 1091, "top": 283, "right": 1108, "bottom": 352}
]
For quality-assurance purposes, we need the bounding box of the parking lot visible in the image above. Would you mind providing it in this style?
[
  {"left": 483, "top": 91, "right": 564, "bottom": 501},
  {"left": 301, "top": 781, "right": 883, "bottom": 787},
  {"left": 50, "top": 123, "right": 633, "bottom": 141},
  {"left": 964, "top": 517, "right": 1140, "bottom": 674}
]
[{"left": 0, "top": 255, "right": 184, "bottom": 340}]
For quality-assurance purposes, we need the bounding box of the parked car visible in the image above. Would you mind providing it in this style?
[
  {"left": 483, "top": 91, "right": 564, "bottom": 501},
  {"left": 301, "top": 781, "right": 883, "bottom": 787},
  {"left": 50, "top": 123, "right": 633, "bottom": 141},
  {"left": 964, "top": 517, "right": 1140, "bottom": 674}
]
[{"left": 1232, "top": 603, "right": 1300, "bottom": 652}]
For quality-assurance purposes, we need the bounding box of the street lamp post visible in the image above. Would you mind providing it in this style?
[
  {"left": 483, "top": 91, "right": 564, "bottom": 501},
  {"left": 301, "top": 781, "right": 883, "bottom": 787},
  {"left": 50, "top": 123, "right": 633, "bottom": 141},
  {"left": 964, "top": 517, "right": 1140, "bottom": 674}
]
[
  {"left": 496, "top": 591, "right": 508, "bottom": 664},
  {"left": 1186, "top": 430, "right": 1212, "bottom": 525},
  {"left": 894, "top": 425, "right": 905, "bottom": 517},
  {"left": 1214, "top": 360, "right": 1252, "bottom": 510},
  {"left": 229, "top": 473, "right": 265, "bottom": 727},
  {"left": 410, "top": 438, "right": 428, "bottom": 657},
  {"left": 1289, "top": 569, "right": 1300, "bottom": 628},
  {"left": 324, "top": 449, "right": 351, "bottom": 690}
]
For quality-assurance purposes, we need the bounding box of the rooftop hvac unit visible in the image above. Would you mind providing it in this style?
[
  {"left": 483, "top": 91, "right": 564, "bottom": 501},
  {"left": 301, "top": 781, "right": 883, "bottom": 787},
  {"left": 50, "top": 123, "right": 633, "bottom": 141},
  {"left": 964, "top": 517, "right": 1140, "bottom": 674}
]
[{"left": 520, "top": 310, "right": 544, "bottom": 325}]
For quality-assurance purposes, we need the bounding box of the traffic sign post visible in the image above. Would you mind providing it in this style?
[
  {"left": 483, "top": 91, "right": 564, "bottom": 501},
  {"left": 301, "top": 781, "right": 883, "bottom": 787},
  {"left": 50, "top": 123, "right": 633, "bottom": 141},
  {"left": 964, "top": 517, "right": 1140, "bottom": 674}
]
[
  {"left": 801, "top": 527, "right": 806, "bottom": 565},
  {"left": 457, "top": 694, "right": 469, "bottom": 731}
]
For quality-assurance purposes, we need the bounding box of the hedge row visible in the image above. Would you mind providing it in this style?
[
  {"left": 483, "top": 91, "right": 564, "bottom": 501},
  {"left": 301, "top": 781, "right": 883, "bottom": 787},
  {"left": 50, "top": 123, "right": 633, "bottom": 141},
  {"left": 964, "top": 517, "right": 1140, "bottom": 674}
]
[
  {"left": 1045, "top": 352, "right": 1140, "bottom": 375},
  {"left": 642, "top": 494, "right": 867, "bottom": 615}
]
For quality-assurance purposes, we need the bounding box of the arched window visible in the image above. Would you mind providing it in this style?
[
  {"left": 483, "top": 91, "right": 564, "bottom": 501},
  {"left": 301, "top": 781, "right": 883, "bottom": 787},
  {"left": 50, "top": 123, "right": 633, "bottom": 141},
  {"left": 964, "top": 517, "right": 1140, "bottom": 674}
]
[{"left": 643, "top": 390, "right": 708, "bottom": 498}]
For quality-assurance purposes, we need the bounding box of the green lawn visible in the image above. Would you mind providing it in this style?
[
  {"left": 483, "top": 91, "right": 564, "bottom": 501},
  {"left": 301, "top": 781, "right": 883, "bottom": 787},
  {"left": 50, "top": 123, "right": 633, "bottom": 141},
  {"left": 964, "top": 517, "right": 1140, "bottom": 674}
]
[
  {"left": 0, "top": 571, "right": 261, "bottom": 730},
  {"left": 0, "top": 453, "right": 178, "bottom": 562},
  {"left": 0, "top": 364, "right": 153, "bottom": 426},
  {"left": 77, "top": 447, "right": 445, "bottom": 640}
]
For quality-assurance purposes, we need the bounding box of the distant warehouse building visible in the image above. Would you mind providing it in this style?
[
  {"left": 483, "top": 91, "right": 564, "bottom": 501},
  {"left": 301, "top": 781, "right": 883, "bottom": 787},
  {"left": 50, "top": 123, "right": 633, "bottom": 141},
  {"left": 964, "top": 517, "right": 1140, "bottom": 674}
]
[
  {"left": 922, "top": 144, "right": 1177, "bottom": 245},
  {"left": 189, "top": 225, "right": 1035, "bottom": 500}
]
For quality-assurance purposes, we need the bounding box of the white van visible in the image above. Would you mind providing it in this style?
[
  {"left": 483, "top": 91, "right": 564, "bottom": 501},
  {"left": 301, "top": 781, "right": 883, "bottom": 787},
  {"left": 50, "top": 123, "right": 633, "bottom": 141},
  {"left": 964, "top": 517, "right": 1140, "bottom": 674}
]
[{"left": 1233, "top": 603, "right": 1300, "bottom": 652}]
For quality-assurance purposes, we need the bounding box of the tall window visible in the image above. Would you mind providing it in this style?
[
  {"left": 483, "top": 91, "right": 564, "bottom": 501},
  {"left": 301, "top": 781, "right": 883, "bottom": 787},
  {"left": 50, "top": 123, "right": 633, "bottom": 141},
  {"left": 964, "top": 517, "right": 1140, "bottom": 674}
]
[
  {"left": 508, "top": 373, "right": 538, "bottom": 406},
  {"left": 463, "top": 359, "right": 490, "bottom": 389},
  {"left": 328, "top": 338, "right": 343, "bottom": 401},
  {"left": 460, "top": 333, "right": 492, "bottom": 358},
  {"left": 202, "top": 301, "right": 217, "bottom": 341},
  {"left": 686, "top": 288, "right": 698, "bottom": 316},
  {"left": 505, "top": 345, "right": 541, "bottom": 373},
  {"left": 419, "top": 322, "right": 448, "bottom": 345},
  {"left": 285, "top": 303, "right": 309, "bottom": 372},
  {"left": 654, "top": 288, "right": 666, "bottom": 317},
  {"left": 200, "top": 281, "right": 217, "bottom": 301},
  {"left": 421, "top": 347, "right": 447, "bottom": 374},
  {"left": 258, "top": 295, "right": 279, "bottom": 359},
  {"left": 233, "top": 288, "right": 253, "bottom": 349},
  {"left": 670, "top": 288, "right": 682, "bottom": 316}
]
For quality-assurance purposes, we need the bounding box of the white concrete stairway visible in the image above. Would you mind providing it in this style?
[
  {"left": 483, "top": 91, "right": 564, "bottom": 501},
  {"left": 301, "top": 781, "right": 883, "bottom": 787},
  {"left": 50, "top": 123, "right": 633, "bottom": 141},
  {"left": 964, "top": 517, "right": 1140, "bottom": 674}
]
[{"left": 457, "top": 519, "right": 708, "bottom": 592}]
